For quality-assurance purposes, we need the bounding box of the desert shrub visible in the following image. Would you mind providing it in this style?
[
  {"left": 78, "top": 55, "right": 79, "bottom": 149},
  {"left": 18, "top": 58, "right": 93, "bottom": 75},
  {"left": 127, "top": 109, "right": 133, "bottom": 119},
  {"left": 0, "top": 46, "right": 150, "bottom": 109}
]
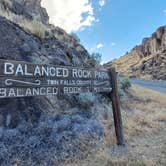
[
  {"left": 76, "top": 45, "right": 84, "bottom": 52},
  {"left": 78, "top": 93, "right": 96, "bottom": 109},
  {"left": 90, "top": 52, "right": 102, "bottom": 63},
  {"left": 0, "top": 112, "right": 104, "bottom": 166},
  {"left": 54, "top": 32, "right": 74, "bottom": 48},
  {"left": 120, "top": 77, "right": 131, "bottom": 91}
]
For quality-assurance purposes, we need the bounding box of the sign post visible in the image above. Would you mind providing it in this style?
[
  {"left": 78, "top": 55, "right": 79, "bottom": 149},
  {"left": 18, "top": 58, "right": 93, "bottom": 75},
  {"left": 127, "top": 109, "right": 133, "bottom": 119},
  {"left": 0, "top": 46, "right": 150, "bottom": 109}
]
[
  {"left": 109, "top": 68, "right": 125, "bottom": 146},
  {"left": 0, "top": 59, "right": 125, "bottom": 146}
]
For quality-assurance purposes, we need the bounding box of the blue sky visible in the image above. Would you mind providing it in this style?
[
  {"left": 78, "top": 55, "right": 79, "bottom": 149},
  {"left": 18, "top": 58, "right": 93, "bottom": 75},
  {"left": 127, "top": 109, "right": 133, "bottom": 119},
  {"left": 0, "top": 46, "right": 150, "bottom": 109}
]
[
  {"left": 42, "top": 0, "right": 166, "bottom": 63},
  {"left": 76, "top": 0, "right": 166, "bottom": 63}
]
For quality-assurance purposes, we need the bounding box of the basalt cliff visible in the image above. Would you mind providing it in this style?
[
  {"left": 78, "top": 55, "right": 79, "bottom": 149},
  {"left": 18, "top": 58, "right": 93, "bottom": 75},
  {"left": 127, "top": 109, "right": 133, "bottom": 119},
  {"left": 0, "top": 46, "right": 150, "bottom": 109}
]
[{"left": 105, "top": 26, "right": 166, "bottom": 80}]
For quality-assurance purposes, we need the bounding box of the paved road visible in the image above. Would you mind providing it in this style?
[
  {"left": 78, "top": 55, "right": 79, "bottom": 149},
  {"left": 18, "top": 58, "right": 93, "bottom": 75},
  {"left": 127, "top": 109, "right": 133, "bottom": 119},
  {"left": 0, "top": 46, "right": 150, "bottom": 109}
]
[{"left": 131, "top": 79, "right": 166, "bottom": 94}]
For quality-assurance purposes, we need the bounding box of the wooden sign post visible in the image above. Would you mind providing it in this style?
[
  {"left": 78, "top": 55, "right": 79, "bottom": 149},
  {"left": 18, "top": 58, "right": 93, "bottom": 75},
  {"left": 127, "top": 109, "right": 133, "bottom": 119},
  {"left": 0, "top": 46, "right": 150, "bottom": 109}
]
[
  {"left": 0, "top": 59, "right": 125, "bottom": 146},
  {"left": 109, "top": 68, "right": 125, "bottom": 146}
]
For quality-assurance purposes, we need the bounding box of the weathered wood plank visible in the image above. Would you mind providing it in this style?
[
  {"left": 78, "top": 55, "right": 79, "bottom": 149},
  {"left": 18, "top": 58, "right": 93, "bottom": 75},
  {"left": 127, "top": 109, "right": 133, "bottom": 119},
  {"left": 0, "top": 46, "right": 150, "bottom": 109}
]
[
  {"left": 0, "top": 77, "right": 111, "bottom": 88},
  {"left": 0, "top": 59, "right": 112, "bottom": 97},
  {"left": 0, "top": 59, "right": 125, "bottom": 147},
  {"left": 0, "top": 59, "right": 110, "bottom": 80},
  {"left": 109, "top": 68, "right": 125, "bottom": 146},
  {"left": 0, "top": 86, "right": 112, "bottom": 98}
]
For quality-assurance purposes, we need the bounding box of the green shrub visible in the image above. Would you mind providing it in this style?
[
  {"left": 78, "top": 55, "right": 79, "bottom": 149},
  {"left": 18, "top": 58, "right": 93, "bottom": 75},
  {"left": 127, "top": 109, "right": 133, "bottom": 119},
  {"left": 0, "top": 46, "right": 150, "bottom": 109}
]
[{"left": 121, "top": 77, "right": 131, "bottom": 91}]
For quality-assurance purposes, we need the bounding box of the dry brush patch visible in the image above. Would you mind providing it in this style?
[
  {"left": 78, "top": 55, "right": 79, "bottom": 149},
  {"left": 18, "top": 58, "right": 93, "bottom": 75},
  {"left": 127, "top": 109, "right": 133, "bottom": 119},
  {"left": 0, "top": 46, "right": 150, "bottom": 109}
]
[
  {"left": 112, "top": 53, "right": 141, "bottom": 75},
  {"left": 122, "top": 85, "right": 166, "bottom": 139},
  {"left": 71, "top": 85, "right": 166, "bottom": 166},
  {"left": 0, "top": 4, "right": 47, "bottom": 38}
]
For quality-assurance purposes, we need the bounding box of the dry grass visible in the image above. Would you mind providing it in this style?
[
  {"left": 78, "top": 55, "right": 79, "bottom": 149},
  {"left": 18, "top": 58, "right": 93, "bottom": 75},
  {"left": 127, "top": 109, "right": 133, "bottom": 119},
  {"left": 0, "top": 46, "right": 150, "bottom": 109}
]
[
  {"left": 0, "top": 4, "right": 47, "bottom": 38},
  {"left": 110, "top": 52, "right": 158, "bottom": 80},
  {"left": 123, "top": 85, "right": 166, "bottom": 138},
  {"left": 130, "top": 85, "right": 166, "bottom": 104},
  {"left": 18, "top": 18, "right": 47, "bottom": 39},
  {"left": 112, "top": 53, "right": 141, "bottom": 75},
  {"left": 103, "top": 85, "right": 166, "bottom": 144},
  {"left": 68, "top": 85, "right": 166, "bottom": 166}
]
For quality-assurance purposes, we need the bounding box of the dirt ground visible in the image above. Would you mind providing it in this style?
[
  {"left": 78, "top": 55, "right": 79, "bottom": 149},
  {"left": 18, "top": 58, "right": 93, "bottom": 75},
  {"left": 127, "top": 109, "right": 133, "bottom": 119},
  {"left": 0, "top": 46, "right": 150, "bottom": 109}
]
[{"left": 70, "top": 85, "right": 166, "bottom": 166}]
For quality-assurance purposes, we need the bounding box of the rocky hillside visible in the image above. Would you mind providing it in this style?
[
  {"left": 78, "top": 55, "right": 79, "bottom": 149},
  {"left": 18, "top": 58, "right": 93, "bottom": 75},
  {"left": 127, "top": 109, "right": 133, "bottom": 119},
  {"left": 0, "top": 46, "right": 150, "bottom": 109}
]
[
  {"left": 0, "top": 0, "right": 97, "bottom": 66},
  {"left": 0, "top": 1, "right": 110, "bottom": 165},
  {"left": 105, "top": 26, "right": 166, "bottom": 80}
]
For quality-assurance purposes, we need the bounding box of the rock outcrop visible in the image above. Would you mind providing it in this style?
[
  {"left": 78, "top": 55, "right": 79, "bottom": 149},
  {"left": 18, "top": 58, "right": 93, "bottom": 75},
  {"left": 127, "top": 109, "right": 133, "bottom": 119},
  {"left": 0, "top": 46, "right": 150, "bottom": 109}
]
[
  {"left": 105, "top": 26, "right": 166, "bottom": 80},
  {"left": 0, "top": 0, "right": 93, "bottom": 66},
  {"left": 0, "top": 1, "right": 110, "bottom": 165},
  {"left": 1, "top": 0, "right": 49, "bottom": 23}
]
